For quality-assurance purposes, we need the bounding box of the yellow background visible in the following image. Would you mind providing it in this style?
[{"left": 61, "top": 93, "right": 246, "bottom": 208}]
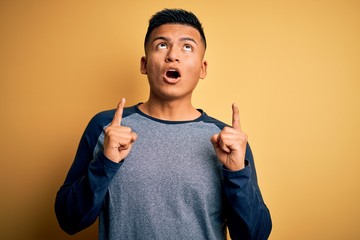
[{"left": 1, "top": 0, "right": 359, "bottom": 239}]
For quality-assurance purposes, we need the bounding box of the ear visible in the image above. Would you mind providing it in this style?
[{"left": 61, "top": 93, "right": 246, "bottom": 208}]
[
  {"left": 199, "top": 60, "right": 207, "bottom": 79},
  {"left": 140, "top": 56, "right": 147, "bottom": 75}
]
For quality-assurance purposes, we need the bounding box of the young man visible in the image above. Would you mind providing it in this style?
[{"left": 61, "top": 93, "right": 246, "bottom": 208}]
[{"left": 55, "top": 9, "right": 272, "bottom": 240}]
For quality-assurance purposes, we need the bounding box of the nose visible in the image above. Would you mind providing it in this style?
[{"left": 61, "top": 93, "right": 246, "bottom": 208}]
[{"left": 165, "top": 47, "right": 180, "bottom": 63}]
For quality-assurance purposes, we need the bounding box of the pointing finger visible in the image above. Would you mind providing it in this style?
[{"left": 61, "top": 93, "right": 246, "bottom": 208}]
[
  {"left": 111, "top": 98, "right": 126, "bottom": 126},
  {"left": 232, "top": 103, "right": 242, "bottom": 131}
]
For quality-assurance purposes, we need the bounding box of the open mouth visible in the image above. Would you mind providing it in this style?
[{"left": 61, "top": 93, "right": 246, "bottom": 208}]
[{"left": 166, "top": 69, "right": 181, "bottom": 79}]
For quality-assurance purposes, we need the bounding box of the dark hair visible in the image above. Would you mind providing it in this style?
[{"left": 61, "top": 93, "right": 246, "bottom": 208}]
[{"left": 144, "top": 9, "right": 207, "bottom": 50}]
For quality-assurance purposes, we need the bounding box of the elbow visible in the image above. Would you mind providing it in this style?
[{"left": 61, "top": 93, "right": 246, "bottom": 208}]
[
  {"left": 262, "top": 207, "right": 272, "bottom": 239},
  {"left": 228, "top": 204, "right": 272, "bottom": 240},
  {"left": 58, "top": 223, "right": 79, "bottom": 236},
  {"left": 54, "top": 195, "right": 82, "bottom": 235},
  {"left": 252, "top": 205, "right": 272, "bottom": 240},
  {"left": 55, "top": 209, "right": 85, "bottom": 235},
  {"left": 54, "top": 204, "right": 78, "bottom": 235},
  {"left": 54, "top": 196, "right": 98, "bottom": 235}
]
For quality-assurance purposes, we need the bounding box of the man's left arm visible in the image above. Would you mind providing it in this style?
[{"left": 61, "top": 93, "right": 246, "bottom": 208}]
[
  {"left": 210, "top": 104, "right": 272, "bottom": 239},
  {"left": 223, "top": 144, "right": 272, "bottom": 240}
]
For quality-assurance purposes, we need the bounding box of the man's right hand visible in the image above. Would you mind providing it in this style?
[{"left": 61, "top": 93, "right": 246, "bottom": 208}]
[{"left": 103, "top": 98, "right": 137, "bottom": 163}]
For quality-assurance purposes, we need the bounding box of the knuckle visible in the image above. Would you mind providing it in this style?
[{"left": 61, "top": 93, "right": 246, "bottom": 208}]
[
  {"left": 240, "top": 133, "right": 248, "bottom": 143},
  {"left": 107, "top": 129, "right": 117, "bottom": 137},
  {"left": 104, "top": 128, "right": 112, "bottom": 135},
  {"left": 121, "top": 126, "right": 132, "bottom": 133},
  {"left": 223, "top": 126, "right": 231, "bottom": 132}
]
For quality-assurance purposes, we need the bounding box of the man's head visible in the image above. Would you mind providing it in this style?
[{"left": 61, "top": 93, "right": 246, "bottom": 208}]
[
  {"left": 140, "top": 9, "right": 208, "bottom": 102},
  {"left": 144, "top": 9, "right": 206, "bottom": 51}
]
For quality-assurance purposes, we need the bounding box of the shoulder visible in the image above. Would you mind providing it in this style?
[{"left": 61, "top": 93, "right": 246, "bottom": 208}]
[
  {"left": 200, "top": 111, "right": 229, "bottom": 131},
  {"left": 86, "top": 105, "right": 138, "bottom": 131}
]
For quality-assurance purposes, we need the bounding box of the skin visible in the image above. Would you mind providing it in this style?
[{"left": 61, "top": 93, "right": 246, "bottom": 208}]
[
  {"left": 103, "top": 24, "right": 247, "bottom": 171},
  {"left": 140, "top": 24, "right": 207, "bottom": 120}
]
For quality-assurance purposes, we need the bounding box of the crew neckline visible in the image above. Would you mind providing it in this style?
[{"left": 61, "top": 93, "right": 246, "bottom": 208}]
[{"left": 134, "top": 103, "right": 205, "bottom": 124}]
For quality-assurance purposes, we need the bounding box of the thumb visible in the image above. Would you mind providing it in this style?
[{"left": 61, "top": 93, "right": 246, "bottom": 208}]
[{"left": 210, "top": 134, "right": 219, "bottom": 146}]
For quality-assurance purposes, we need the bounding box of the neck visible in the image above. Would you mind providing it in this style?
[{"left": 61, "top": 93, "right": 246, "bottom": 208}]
[{"left": 138, "top": 98, "right": 201, "bottom": 121}]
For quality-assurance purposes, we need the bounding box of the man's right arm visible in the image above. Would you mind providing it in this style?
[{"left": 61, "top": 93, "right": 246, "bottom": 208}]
[{"left": 54, "top": 112, "right": 121, "bottom": 235}]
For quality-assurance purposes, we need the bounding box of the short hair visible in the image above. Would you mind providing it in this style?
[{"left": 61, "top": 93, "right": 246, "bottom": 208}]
[{"left": 144, "top": 8, "right": 207, "bottom": 50}]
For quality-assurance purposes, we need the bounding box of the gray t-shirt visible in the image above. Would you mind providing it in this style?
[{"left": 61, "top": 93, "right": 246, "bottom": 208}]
[{"left": 97, "top": 109, "right": 226, "bottom": 239}]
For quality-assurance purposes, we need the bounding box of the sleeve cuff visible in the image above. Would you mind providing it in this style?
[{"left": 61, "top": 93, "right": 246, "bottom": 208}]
[
  {"left": 97, "top": 151, "right": 123, "bottom": 170},
  {"left": 223, "top": 160, "right": 251, "bottom": 178}
]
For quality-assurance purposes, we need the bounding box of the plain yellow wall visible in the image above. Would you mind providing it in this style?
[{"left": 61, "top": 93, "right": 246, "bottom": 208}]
[{"left": 1, "top": 0, "right": 359, "bottom": 239}]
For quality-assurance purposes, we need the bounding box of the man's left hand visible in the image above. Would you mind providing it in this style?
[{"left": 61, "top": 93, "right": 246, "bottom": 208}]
[{"left": 210, "top": 103, "right": 248, "bottom": 171}]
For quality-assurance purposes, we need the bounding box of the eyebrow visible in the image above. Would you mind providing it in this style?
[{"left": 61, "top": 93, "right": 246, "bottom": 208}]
[
  {"left": 181, "top": 37, "right": 198, "bottom": 45},
  {"left": 152, "top": 36, "right": 198, "bottom": 45}
]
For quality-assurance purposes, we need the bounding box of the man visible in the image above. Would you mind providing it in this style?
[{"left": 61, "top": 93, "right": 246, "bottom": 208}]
[{"left": 55, "top": 9, "right": 272, "bottom": 240}]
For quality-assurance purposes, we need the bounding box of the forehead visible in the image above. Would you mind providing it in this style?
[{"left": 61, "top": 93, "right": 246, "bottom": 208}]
[{"left": 149, "top": 23, "right": 202, "bottom": 43}]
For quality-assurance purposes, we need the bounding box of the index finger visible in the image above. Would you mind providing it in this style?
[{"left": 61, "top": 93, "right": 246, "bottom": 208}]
[
  {"left": 111, "top": 98, "right": 126, "bottom": 126},
  {"left": 232, "top": 103, "right": 242, "bottom": 131}
]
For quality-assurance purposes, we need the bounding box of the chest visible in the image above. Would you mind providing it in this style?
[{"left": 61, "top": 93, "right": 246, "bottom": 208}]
[{"left": 109, "top": 120, "right": 224, "bottom": 202}]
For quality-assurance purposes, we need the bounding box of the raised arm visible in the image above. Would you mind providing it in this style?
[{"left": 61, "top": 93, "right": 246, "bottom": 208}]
[
  {"left": 55, "top": 98, "right": 137, "bottom": 234},
  {"left": 211, "top": 104, "right": 272, "bottom": 239}
]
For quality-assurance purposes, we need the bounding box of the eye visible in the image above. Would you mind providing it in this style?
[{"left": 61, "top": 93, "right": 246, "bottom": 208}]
[
  {"left": 156, "top": 43, "right": 168, "bottom": 49},
  {"left": 183, "top": 44, "right": 193, "bottom": 51}
]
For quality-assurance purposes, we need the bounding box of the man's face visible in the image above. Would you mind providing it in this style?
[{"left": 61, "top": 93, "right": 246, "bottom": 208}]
[{"left": 141, "top": 23, "right": 207, "bottom": 101}]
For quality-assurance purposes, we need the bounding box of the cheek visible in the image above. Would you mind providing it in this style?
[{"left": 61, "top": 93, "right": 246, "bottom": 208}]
[
  {"left": 185, "top": 60, "right": 203, "bottom": 76},
  {"left": 145, "top": 60, "right": 164, "bottom": 80},
  {"left": 145, "top": 60, "right": 157, "bottom": 73}
]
